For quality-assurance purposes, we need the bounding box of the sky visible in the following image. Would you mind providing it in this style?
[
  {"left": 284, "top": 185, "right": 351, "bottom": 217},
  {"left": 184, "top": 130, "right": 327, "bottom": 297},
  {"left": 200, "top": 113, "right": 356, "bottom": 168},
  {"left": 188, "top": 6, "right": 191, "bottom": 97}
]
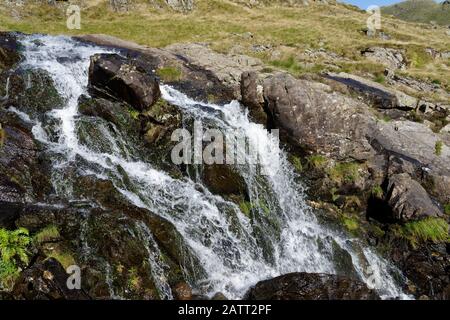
[{"left": 340, "top": 0, "right": 440, "bottom": 9}]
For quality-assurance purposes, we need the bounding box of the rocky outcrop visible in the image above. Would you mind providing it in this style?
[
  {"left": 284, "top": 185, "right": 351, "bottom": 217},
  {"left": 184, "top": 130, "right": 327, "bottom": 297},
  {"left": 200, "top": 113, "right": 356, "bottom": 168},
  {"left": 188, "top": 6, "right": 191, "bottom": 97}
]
[
  {"left": 240, "top": 71, "right": 267, "bottom": 125},
  {"left": 385, "top": 173, "right": 443, "bottom": 222},
  {"left": 245, "top": 272, "right": 380, "bottom": 300},
  {"left": 0, "top": 32, "right": 22, "bottom": 70},
  {"left": 325, "top": 72, "right": 418, "bottom": 110},
  {"left": 88, "top": 53, "right": 160, "bottom": 111},
  {"left": 166, "top": 0, "right": 195, "bottom": 12},
  {"left": 361, "top": 47, "right": 406, "bottom": 70}
]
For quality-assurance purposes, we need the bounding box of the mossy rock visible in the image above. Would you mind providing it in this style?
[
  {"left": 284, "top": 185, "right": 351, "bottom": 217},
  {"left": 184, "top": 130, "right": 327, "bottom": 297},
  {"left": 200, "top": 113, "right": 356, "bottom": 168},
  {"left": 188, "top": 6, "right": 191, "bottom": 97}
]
[{"left": 202, "top": 164, "right": 248, "bottom": 197}]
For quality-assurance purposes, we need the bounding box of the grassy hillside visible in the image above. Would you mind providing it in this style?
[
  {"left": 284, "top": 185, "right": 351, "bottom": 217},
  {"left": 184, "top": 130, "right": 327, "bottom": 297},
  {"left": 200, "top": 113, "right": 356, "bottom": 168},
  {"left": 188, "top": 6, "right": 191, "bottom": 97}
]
[
  {"left": 0, "top": 0, "right": 449, "bottom": 99},
  {"left": 382, "top": 0, "right": 450, "bottom": 25}
]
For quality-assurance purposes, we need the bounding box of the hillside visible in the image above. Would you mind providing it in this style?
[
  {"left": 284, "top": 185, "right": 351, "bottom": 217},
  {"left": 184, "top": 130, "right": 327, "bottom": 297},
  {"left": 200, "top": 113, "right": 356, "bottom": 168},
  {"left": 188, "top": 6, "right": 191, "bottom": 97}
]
[
  {"left": 382, "top": 0, "right": 450, "bottom": 25},
  {"left": 0, "top": 0, "right": 449, "bottom": 98}
]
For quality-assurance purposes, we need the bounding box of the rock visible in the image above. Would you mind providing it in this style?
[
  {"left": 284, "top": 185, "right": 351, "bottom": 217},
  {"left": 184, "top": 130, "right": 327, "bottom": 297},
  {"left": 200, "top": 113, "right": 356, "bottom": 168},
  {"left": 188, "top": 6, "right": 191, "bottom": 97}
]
[
  {"left": 173, "top": 282, "right": 193, "bottom": 300},
  {"left": 0, "top": 32, "right": 22, "bottom": 70},
  {"left": 110, "top": 0, "right": 131, "bottom": 12},
  {"left": 385, "top": 173, "right": 443, "bottom": 222},
  {"left": 202, "top": 164, "right": 247, "bottom": 197},
  {"left": 240, "top": 71, "right": 267, "bottom": 125},
  {"left": 361, "top": 47, "right": 406, "bottom": 70},
  {"left": 325, "top": 72, "right": 418, "bottom": 110},
  {"left": 88, "top": 53, "right": 160, "bottom": 111},
  {"left": 263, "top": 72, "right": 375, "bottom": 160},
  {"left": 166, "top": 0, "right": 195, "bottom": 12},
  {"left": 12, "top": 258, "right": 90, "bottom": 300},
  {"left": 245, "top": 272, "right": 380, "bottom": 300}
]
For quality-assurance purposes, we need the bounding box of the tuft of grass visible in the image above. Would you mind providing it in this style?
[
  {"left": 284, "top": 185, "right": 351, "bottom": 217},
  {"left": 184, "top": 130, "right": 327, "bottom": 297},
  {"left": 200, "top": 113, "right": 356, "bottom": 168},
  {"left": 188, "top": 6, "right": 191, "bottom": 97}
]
[
  {"left": 306, "top": 154, "right": 328, "bottom": 170},
  {"left": 156, "top": 66, "right": 182, "bottom": 82},
  {"left": 270, "top": 56, "right": 303, "bottom": 76},
  {"left": 128, "top": 267, "right": 141, "bottom": 291},
  {"left": 290, "top": 155, "right": 303, "bottom": 173},
  {"left": 435, "top": 141, "right": 443, "bottom": 156},
  {"left": 34, "top": 225, "right": 60, "bottom": 244},
  {"left": 400, "top": 217, "right": 449, "bottom": 248},
  {"left": 371, "top": 185, "right": 384, "bottom": 198},
  {"left": 374, "top": 74, "right": 385, "bottom": 84},
  {"left": 445, "top": 204, "right": 450, "bottom": 215},
  {"left": 327, "top": 162, "right": 360, "bottom": 184}
]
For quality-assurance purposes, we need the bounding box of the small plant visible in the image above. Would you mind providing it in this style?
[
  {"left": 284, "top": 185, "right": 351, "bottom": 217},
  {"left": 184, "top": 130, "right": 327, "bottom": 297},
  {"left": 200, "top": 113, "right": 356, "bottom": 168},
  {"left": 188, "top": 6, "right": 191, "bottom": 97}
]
[
  {"left": 330, "top": 187, "right": 340, "bottom": 202},
  {"left": 34, "top": 225, "right": 60, "bottom": 244},
  {"left": 400, "top": 217, "right": 449, "bottom": 248},
  {"left": 269, "top": 56, "right": 303, "bottom": 75},
  {"left": 291, "top": 156, "right": 303, "bottom": 173},
  {"left": 435, "top": 140, "right": 443, "bottom": 156},
  {"left": 306, "top": 154, "right": 328, "bottom": 169},
  {"left": 445, "top": 204, "right": 450, "bottom": 215},
  {"left": 128, "top": 108, "right": 140, "bottom": 120},
  {"left": 371, "top": 185, "right": 384, "bottom": 198},
  {"left": 381, "top": 114, "right": 391, "bottom": 122},
  {"left": 128, "top": 267, "right": 141, "bottom": 291},
  {"left": 342, "top": 215, "right": 359, "bottom": 232},
  {"left": 374, "top": 74, "right": 385, "bottom": 83},
  {"left": 0, "top": 228, "right": 32, "bottom": 290},
  {"left": 156, "top": 66, "right": 182, "bottom": 82}
]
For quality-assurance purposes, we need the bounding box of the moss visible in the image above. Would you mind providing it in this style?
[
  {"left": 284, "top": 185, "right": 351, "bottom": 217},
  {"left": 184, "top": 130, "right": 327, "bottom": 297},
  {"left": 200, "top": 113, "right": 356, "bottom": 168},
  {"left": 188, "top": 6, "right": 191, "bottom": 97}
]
[
  {"left": 400, "top": 217, "right": 449, "bottom": 248},
  {"left": 409, "top": 110, "right": 423, "bottom": 123},
  {"left": 327, "top": 162, "right": 360, "bottom": 184},
  {"left": 156, "top": 66, "right": 182, "bottom": 82},
  {"left": 128, "top": 267, "right": 142, "bottom": 291},
  {"left": 435, "top": 141, "right": 443, "bottom": 156},
  {"left": 34, "top": 225, "right": 60, "bottom": 244},
  {"left": 0, "top": 260, "right": 20, "bottom": 291},
  {"left": 128, "top": 108, "right": 140, "bottom": 120},
  {"left": 341, "top": 215, "right": 359, "bottom": 232},
  {"left": 239, "top": 201, "right": 252, "bottom": 218},
  {"left": 306, "top": 154, "right": 328, "bottom": 170}
]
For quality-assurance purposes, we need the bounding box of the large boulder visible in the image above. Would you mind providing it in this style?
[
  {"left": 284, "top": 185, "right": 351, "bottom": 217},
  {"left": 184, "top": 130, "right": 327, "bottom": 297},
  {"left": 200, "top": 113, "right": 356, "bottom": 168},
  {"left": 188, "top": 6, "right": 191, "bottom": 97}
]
[
  {"left": 385, "top": 173, "right": 443, "bottom": 222},
  {"left": 240, "top": 71, "right": 267, "bottom": 125},
  {"left": 0, "top": 32, "right": 22, "bottom": 71},
  {"left": 245, "top": 272, "right": 380, "bottom": 300},
  {"left": 88, "top": 53, "right": 160, "bottom": 111}
]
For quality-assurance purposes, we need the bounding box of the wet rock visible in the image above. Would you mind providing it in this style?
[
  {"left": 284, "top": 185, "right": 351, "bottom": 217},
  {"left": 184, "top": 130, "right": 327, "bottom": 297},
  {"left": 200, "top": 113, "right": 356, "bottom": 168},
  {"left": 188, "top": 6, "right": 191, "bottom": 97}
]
[
  {"left": 240, "top": 71, "right": 267, "bottom": 126},
  {"left": 0, "top": 32, "right": 22, "bottom": 70},
  {"left": 245, "top": 272, "right": 380, "bottom": 300},
  {"left": 385, "top": 173, "right": 443, "bottom": 222},
  {"left": 361, "top": 47, "right": 406, "bottom": 70},
  {"left": 173, "top": 282, "right": 193, "bottom": 300},
  {"left": 202, "top": 164, "right": 247, "bottom": 197},
  {"left": 12, "top": 258, "right": 90, "bottom": 300},
  {"left": 326, "top": 72, "right": 418, "bottom": 110},
  {"left": 88, "top": 53, "right": 160, "bottom": 111}
]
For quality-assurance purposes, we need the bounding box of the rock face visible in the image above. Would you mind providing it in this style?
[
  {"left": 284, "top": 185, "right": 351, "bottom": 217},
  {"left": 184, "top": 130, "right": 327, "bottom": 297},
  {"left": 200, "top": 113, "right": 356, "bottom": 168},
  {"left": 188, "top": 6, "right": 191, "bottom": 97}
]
[
  {"left": 166, "top": 0, "right": 195, "bottom": 12},
  {"left": 385, "top": 173, "right": 443, "bottom": 222},
  {"left": 326, "top": 72, "right": 418, "bottom": 110},
  {"left": 240, "top": 71, "right": 267, "bottom": 125},
  {"left": 245, "top": 272, "right": 380, "bottom": 300},
  {"left": 0, "top": 32, "right": 22, "bottom": 70},
  {"left": 361, "top": 47, "right": 406, "bottom": 70},
  {"left": 88, "top": 53, "right": 160, "bottom": 111}
]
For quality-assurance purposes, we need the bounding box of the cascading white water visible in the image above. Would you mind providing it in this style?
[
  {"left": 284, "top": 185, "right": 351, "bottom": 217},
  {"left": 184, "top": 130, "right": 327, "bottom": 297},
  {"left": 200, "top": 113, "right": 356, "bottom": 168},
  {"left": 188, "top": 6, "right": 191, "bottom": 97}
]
[{"left": 15, "top": 34, "right": 410, "bottom": 300}]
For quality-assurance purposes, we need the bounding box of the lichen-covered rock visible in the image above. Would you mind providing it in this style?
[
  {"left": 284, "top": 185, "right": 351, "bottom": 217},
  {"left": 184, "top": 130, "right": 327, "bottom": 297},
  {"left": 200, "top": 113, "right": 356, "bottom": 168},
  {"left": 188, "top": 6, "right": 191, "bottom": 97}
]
[
  {"left": 88, "top": 53, "right": 160, "bottom": 111},
  {"left": 245, "top": 272, "right": 380, "bottom": 300},
  {"left": 361, "top": 47, "right": 406, "bottom": 70},
  {"left": 385, "top": 173, "right": 443, "bottom": 222}
]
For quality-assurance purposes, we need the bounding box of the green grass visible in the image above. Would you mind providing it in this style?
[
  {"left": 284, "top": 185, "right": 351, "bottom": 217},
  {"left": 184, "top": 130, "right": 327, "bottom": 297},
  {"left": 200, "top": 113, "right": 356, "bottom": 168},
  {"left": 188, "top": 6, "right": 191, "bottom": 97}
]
[
  {"left": 444, "top": 204, "right": 450, "bottom": 215},
  {"left": 327, "top": 162, "right": 361, "bottom": 184},
  {"left": 239, "top": 201, "right": 252, "bottom": 218},
  {"left": 290, "top": 155, "right": 303, "bottom": 173},
  {"left": 435, "top": 141, "right": 443, "bottom": 156},
  {"left": 382, "top": 0, "right": 450, "bottom": 26},
  {"left": 156, "top": 66, "right": 183, "bottom": 82},
  {"left": 306, "top": 154, "right": 328, "bottom": 170},
  {"left": 269, "top": 56, "right": 303, "bottom": 76},
  {"left": 34, "top": 225, "right": 60, "bottom": 244},
  {"left": 342, "top": 215, "right": 359, "bottom": 232},
  {"left": 47, "top": 250, "right": 75, "bottom": 269},
  {"left": 371, "top": 185, "right": 384, "bottom": 198},
  {"left": 374, "top": 74, "right": 385, "bottom": 84},
  {"left": 400, "top": 217, "right": 449, "bottom": 248}
]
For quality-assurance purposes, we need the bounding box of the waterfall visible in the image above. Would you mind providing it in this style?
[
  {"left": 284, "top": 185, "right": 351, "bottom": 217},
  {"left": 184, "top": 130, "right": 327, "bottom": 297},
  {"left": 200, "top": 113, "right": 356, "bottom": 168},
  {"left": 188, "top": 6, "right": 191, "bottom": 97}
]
[{"left": 15, "top": 34, "right": 410, "bottom": 300}]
